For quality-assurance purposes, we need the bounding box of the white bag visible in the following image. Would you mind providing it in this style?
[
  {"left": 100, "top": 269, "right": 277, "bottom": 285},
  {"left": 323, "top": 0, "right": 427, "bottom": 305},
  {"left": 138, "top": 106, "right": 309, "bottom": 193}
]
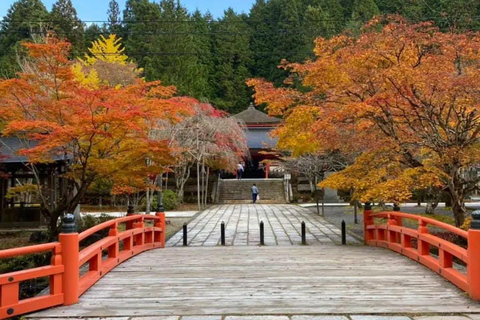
[{"left": 257, "top": 195, "right": 260, "bottom": 201}]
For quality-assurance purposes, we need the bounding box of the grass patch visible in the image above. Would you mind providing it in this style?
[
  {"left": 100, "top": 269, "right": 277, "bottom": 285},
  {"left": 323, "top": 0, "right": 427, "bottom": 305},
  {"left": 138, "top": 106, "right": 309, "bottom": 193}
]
[
  {"left": 0, "top": 231, "right": 34, "bottom": 250},
  {"left": 166, "top": 217, "right": 195, "bottom": 240},
  {"left": 418, "top": 213, "right": 455, "bottom": 225}
]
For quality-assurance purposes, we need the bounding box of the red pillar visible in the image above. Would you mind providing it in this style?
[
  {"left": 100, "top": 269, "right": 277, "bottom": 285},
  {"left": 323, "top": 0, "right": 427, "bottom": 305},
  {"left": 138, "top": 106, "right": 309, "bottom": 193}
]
[
  {"left": 59, "top": 214, "right": 79, "bottom": 305},
  {"left": 363, "top": 202, "right": 373, "bottom": 244},
  {"left": 155, "top": 212, "right": 166, "bottom": 248},
  {"left": 468, "top": 211, "right": 480, "bottom": 300}
]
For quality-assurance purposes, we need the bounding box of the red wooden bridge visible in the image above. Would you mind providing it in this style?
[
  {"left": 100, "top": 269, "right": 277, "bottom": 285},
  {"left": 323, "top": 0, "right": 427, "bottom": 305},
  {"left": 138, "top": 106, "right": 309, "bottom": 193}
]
[{"left": 1, "top": 205, "right": 480, "bottom": 319}]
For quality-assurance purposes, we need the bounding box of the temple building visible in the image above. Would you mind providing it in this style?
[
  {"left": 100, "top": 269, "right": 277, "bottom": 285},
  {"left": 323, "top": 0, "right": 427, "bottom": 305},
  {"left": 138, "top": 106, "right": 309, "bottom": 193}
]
[
  {"left": 233, "top": 103, "right": 282, "bottom": 178},
  {"left": 0, "top": 137, "right": 70, "bottom": 227}
]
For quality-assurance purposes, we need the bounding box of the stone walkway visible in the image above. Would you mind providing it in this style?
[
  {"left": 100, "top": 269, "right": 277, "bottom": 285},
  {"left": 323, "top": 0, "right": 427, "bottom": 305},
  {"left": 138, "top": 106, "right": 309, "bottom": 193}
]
[{"left": 166, "top": 204, "right": 358, "bottom": 246}]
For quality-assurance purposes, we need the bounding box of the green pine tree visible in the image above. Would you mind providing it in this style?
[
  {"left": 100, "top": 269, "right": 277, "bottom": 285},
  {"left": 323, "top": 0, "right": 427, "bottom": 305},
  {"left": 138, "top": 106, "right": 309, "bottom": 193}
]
[
  {"left": 0, "top": 0, "right": 49, "bottom": 78},
  {"left": 50, "top": 0, "right": 85, "bottom": 56},
  {"left": 211, "top": 8, "right": 252, "bottom": 113},
  {"left": 347, "top": 0, "right": 380, "bottom": 33},
  {"left": 107, "top": 0, "right": 122, "bottom": 35},
  {"left": 123, "top": 0, "right": 162, "bottom": 79}
]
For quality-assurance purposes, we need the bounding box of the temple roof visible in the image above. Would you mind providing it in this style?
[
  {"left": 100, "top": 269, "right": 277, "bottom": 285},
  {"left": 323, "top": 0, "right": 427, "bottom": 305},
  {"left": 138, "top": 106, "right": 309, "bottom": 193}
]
[
  {"left": 0, "top": 137, "right": 71, "bottom": 164},
  {"left": 233, "top": 103, "right": 281, "bottom": 125}
]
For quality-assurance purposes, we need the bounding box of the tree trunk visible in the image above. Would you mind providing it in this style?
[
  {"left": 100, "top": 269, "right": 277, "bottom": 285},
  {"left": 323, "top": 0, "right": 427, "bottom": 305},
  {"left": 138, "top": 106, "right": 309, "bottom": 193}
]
[
  {"left": 451, "top": 195, "right": 467, "bottom": 227},
  {"left": 175, "top": 164, "right": 191, "bottom": 203},
  {"left": 448, "top": 170, "right": 467, "bottom": 227},
  {"left": 201, "top": 160, "right": 205, "bottom": 209},
  {"left": 146, "top": 188, "right": 151, "bottom": 214},
  {"left": 308, "top": 178, "right": 315, "bottom": 194},
  {"left": 197, "top": 160, "right": 201, "bottom": 210},
  {"left": 205, "top": 166, "right": 209, "bottom": 207}
]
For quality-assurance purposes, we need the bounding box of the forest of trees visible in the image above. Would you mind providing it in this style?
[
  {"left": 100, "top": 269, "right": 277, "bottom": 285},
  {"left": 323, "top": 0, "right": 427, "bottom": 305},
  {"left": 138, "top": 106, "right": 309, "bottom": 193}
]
[{"left": 1, "top": 0, "right": 480, "bottom": 114}]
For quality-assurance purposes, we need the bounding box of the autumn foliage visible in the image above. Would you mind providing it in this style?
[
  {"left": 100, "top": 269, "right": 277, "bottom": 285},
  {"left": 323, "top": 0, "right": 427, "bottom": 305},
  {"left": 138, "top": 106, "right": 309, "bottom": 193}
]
[
  {"left": 0, "top": 35, "right": 196, "bottom": 233},
  {"left": 248, "top": 16, "right": 480, "bottom": 226}
]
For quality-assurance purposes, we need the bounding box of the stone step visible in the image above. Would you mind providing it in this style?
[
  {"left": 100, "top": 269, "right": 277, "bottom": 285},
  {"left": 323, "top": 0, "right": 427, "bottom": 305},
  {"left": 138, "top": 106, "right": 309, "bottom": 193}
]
[{"left": 218, "top": 179, "right": 286, "bottom": 203}]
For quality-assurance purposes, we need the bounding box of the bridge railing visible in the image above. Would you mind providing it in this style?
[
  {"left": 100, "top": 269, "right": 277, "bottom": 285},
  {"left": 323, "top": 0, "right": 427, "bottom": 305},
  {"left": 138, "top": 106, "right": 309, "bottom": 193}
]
[
  {"left": 0, "top": 211, "right": 166, "bottom": 319},
  {"left": 364, "top": 205, "right": 480, "bottom": 300}
]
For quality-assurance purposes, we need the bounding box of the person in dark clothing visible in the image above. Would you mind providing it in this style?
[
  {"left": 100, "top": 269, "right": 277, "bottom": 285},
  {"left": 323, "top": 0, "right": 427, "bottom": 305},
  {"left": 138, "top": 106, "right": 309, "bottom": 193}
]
[{"left": 251, "top": 184, "right": 259, "bottom": 203}]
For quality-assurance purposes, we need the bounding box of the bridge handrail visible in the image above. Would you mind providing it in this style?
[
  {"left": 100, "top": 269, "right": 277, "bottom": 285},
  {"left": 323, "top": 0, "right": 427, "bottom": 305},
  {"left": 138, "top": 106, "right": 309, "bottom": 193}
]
[
  {"left": 78, "top": 214, "right": 158, "bottom": 241},
  {"left": 369, "top": 211, "right": 469, "bottom": 239},
  {"left": 0, "top": 211, "right": 166, "bottom": 320},
  {"left": 0, "top": 242, "right": 60, "bottom": 259},
  {"left": 364, "top": 208, "right": 480, "bottom": 301}
]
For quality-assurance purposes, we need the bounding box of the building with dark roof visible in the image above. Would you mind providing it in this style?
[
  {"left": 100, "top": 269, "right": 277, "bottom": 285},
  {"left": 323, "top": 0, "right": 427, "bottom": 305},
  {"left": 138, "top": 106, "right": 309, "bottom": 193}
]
[
  {"left": 233, "top": 103, "right": 282, "bottom": 178},
  {"left": 0, "top": 137, "right": 70, "bottom": 227}
]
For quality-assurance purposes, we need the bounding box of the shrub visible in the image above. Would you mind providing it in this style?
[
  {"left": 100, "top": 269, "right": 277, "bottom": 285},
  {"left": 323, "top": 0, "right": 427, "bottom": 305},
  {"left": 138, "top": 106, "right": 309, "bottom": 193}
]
[
  {"left": 141, "top": 190, "right": 179, "bottom": 211},
  {"left": 163, "top": 190, "right": 179, "bottom": 211}
]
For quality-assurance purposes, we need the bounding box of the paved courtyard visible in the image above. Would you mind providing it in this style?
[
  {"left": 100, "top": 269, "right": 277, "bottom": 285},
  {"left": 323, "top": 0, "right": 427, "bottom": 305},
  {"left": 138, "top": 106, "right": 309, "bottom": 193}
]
[{"left": 166, "top": 204, "right": 358, "bottom": 247}]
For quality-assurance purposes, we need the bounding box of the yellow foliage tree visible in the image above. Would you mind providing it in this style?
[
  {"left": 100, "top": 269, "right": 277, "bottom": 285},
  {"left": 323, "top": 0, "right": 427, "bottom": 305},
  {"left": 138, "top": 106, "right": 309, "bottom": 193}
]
[{"left": 73, "top": 34, "right": 142, "bottom": 88}]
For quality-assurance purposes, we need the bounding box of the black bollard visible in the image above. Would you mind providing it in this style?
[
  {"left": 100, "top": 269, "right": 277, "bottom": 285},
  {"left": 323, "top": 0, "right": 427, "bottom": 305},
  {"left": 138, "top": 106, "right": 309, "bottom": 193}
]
[
  {"left": 301, "top": 221, "right": 307, "bottom": 245},
  {"left": 341, "top": 220, "right": 346, "bottom": 245},
  {"left": 260, "top": 221, "right": 265, "bottom": 246},
  {"left": 183, "top": 223, "right": 188, "bottom": 246},
  {"left": 221, "top": 221, "right": 225, "bottom": 246}
]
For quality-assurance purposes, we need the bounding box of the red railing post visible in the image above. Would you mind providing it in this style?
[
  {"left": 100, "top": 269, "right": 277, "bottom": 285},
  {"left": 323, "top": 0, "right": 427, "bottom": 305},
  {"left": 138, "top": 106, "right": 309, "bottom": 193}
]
[
  {"left": 126, "top": 205, "right": 135, "bottom": 230},
  {"left": 468, "top": 211, "right": 480, "bottom": 300},
  {"left": 417, "top": 219, "right": 429, "bottom": 256},
  {"left": 363, "top": 202, "right": 373, "bottom": 244},
  {"left": 50, "top": 245, "right": 63, "bottom": 296},
  {"left": 156, "top": 212, "right": 166, "bottom": 247},
  {"left": 59, "top": 214, "right": 79, "bottom": 305}
]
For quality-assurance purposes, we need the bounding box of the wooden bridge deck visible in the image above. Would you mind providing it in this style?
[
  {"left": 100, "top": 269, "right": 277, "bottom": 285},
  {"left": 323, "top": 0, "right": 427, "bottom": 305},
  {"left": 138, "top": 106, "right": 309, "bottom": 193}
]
[{"left": 30, "top": 245, "right": 480, "bottom": 318}]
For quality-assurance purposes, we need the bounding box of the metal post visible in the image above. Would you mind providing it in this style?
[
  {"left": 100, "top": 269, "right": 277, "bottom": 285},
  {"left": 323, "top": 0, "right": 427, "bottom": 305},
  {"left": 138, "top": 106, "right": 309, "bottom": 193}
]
[
  {"left": 301, "top": 221, "right": 306, "bottom": 245},
  {"left": 341, "top": 220, "right": 346, "bottom": 245},
  {"left": 353, "top": 200, "right": 358, "bottom": 224},
  {"left": 183, "top": 223, "right": 188, "bottom": 246},
  {"left": 221, "top": 221, "right": 225, "bottom": 246},
  {"left": 315, "top": 176, "right": 320, "bottom": 215},
  {"left": 260, "top": 221, "right": 265, "bottom": 246}
]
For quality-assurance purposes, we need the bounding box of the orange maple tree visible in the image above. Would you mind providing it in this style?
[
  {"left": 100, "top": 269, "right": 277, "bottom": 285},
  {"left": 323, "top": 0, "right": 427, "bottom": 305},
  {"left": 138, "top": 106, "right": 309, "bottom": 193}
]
[
  {"left": 0, "top": 35, "right": 195, "bottom": 235},
  {"left": 248, "top": 16, "right": 480, "bottom": 226}
]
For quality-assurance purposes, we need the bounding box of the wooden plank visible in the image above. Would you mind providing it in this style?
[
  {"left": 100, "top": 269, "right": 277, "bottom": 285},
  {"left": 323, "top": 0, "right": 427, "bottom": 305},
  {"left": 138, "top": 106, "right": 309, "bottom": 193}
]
[{"left": 28, "top": 245, "right": 480, "bottom": 318}]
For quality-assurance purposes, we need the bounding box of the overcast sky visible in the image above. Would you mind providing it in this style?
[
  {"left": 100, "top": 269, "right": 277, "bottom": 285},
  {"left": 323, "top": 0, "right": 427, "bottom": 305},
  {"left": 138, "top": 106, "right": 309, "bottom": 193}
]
[{"left": 0, "top": 0, "right": 255, "bottom": 21}]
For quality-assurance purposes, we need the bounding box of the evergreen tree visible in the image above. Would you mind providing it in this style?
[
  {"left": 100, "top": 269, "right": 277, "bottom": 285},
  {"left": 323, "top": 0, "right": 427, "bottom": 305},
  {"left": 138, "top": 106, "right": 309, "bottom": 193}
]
[
  {"left": 249, "top": 0, "right": 276, "bottom": 80},
  {"left": 107, "top": 0, "right": 122, "bottom": 35},
  {"left": 0, "top": 0, "right": 49, "bottom": 77},
  {"left": 85, "top": 23, "right": 106, "bottom": 48},
  {"left": 150, "top": 0, "right": 207, "bottom": 97},
  {"left": 211, "top": 9, "right": 252, "bottom": 113},
  {"left": 189, "top": 10, "right": 215, "bottom": 100},
  {"left": 418, "top": 0, "right": 480, "bottom": 31},
  {"left": 347, "top": 0, "right": 380, "bottom": 33},
  {"left": 50, "top": 0, "right": 85, "bottom": 55},
  {"left": 123, "top": 0, "right": 162, "bottom": 80}
]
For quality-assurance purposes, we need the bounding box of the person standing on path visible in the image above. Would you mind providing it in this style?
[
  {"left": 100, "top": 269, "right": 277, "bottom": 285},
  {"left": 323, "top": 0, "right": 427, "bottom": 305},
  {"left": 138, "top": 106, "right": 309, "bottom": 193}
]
[
  {"left": 237, "top": 162, "right": 244, "bottom": 180},
  {"left": 251, "top": 184, "right": 259, "bottom": 203}
]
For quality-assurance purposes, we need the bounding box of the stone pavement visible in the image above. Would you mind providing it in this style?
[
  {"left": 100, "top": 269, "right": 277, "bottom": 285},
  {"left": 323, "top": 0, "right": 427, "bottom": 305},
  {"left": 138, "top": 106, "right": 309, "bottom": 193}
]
[
  {"left": 166, "top": 204, "right": 358, "bottom": 246},
  {"left": 82, "top": 211, "right": 198, "bottom": 218}
]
